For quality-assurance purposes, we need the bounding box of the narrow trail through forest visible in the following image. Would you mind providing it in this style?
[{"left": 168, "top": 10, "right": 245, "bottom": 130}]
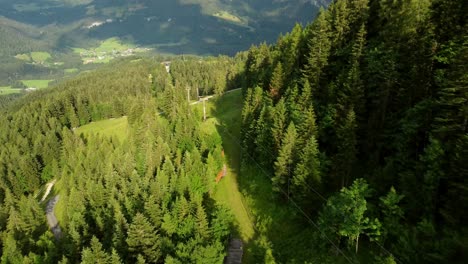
[
  {"left": 40, "top": 180, "right": 62, "bottom": 240},
  {"left": 46, "top": 195, "right": 62, "bottom": 240},
  {"left": 40, "top": 179, "right": 56, "bottom": 203}
]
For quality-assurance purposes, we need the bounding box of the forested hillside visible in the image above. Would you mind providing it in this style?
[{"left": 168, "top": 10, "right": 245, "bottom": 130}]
[
  {"left": 0, "top": 0, "right": 466, "bottom": 263},
  {"left": 0, "top": 56, "right": 244, "bottom": 262},
  {"left": 0, "top": 0, "right": 329, "bottom": 93},
  {"left": 241, "top": 0, "right": 467, "bottom": 262}
]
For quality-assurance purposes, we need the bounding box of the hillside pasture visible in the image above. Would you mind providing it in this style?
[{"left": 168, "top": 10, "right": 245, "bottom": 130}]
[
  {"left": 74, "top": 116, "right": 129, "bottom": 142},
  {"left": 0, "top": 86, "right": 23, "bottom": 95},
  {"left": 31, "top": 52, "right": 52, "bottom": 63},
  {"left": 21, "top": 80, "right": 53, "bottom": 89},
  {"left": 15, "top": 53, "right": 31, "bottom": 61}
]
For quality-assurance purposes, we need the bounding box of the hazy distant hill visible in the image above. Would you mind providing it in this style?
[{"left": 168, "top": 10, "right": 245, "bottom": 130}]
[
  {"left": 0, "top": 0, "right": 330, "bottom": 55},
  {"left": 0, "top": 0, "right": 329, "bottom": 87}
]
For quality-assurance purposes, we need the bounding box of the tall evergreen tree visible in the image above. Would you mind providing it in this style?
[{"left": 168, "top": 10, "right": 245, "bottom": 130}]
[{"left": 273, "top": 122, "right": 297, "bottom": 194}]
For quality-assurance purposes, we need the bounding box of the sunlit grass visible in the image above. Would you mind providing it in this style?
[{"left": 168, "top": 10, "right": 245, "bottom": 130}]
[
  {"left": 95, "top": 37, "right": 132, "bottom": 52},
  {"left": 73, "top": 37, "right": 139, "bottom": 64},
  {"left": 15, "top": 53, "right": 31, "bottom": 61},
  {"left": 200, "top": 89, "right": 256, "bottom": 241},
  {"left": 213, "top": 11, "right": 243, "bottom": 23},
  {"left": 64, "top": 68, "right": 79, "bottom": 73},
  {"left": 0, "top": 86, "right": 22, "bottom": 95},
  {"left": 31, "top": 51, "right": 51, "bottom": 62},
  {"left": 75, "top": 116, "right": 129, "bottom": 142},
  {"left": 21, "top": 80, "right": 53, "bottom": 88}
]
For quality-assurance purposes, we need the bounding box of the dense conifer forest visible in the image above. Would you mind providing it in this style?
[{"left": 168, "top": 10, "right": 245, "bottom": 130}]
[
  {"left": 0, "top": 57, "right": 244, "bottom": 262},
  {"left": 241, "top": 0, "right": 467, "bottom": 262},
  {"left": 0, "top": 0, "right": 466, "bottom": 263}
]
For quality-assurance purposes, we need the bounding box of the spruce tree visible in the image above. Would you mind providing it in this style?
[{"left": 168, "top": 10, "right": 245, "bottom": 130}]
[
  {"left": 273, "top": 122, "right": 297, "bottom": 194},
  {"left": 126, "top": 213, "right": 161, "bottom": 263}
]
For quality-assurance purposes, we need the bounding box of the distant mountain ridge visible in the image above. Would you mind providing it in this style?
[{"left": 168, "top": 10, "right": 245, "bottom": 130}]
[
  {"left": 0, "top": 0, "right": 330, "bottom": 87},
  {"left": 0, "top": 0, "right": 330, "bottom": 55}
]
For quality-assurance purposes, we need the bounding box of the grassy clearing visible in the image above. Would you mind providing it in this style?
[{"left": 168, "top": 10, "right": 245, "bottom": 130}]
[
  {"left": 15, "top": 53, "right": 31, "bottom": 61},
  {"left": 0, "top": 86, "right": 22, "bottom": 95},
  {"left": 198, "top": 90, "right": 255, "bottom": 241},
  {"left": 213, "top": 11, "right": 243, "bottom": 23},
  {"left": 75, "top": 116, "right": 129, "bottom": 142},
  {"left": 31, "top": 51, "right": 51, "bottom": 63},
  {"left": 72, "top": 47, "right": 87, "bottom": 53},
  {"left": 207, "top": 89, "right": 354, "bottom": 263},
  {"left": 198, "top": 89, "right": 259, "bottom": 262},
  {"left": 21, "top": 80, "right": 53, "bottom": 88},
  {"left": 95, "top": 37, "right": 131, "bottom": 52},
  {"left": 73, "top": 37, "right": 143, "bottom": 64},
  {"left": 52, "top": 178, "right": 65, "bottom": 228},
  {"left": 64, "top": 68, "right": 79, "bottom": 73}
]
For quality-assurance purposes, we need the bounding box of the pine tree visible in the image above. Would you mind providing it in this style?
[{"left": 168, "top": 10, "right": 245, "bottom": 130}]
[
  {"left": 278, "top": 23, "right": 303, "bottom": 81},
  {"left": 379, "top": 187, "right": 404, "bottom": 242},
  {"left": 126, "top": 213, "right": 161, "bottom": 263},
  {"left": 303, "top": 9, "right": 332, "bottom": 92},
  {"left": 269, "top": 62, "right": 284, "bottom": 100},
  {"left": 270, "top": 99, "right": 287, "bottom": 152},
  {"left": 81, "top": 237, "right": 111, "bottom": 264},
  {"left": 296, "top": 106, "right": 318, "bottom": 148},
  {"left": 273, "top": 122, "right": 297, "bottom": 194},
  {"left": 334, "top": 109, "right": 357, "bottom": 188},
  {"left": 292, "top": 135, "right": 322, "bottom": 207},
  {"left": 195, "top": 204, "right": 210, "bottom": 239},
  {"left": 299, "top": 78, "right": 312, "bottom": 110}
]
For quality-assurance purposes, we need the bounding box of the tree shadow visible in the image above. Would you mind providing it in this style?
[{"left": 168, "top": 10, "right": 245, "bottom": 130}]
[
  {"left": 208, "top": 83, "right": 330, "bottom": 262},
  {"left": 209, "top": 87, "right": 280, "bottom": 262}
]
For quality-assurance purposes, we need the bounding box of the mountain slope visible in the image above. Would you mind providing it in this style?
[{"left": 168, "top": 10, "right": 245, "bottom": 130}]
[
  {"left": 0, "top": 0, "right": 330, "bottom": 55},
  {"left": 240, "top": 0, "right": 467, "bottom": 262}
]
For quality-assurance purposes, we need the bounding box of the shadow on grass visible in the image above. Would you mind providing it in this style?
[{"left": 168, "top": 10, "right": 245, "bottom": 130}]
[
  {"left": 208, "top": 89, "right": 259, "bottom": 261},
  {"left": 209, "top": 89, "right": 360, "bottom": 263}
]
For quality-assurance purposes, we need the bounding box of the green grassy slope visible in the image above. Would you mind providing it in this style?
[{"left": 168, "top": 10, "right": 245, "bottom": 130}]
[
  {"left": 21, "top": 80, "right": 53, "bottom": 88},
  {"left": 197, "top": 90, "right": 256, "bottom": 243},
  {"left": 74, "top": 116, "right": 128, "bottom": 142},
  {"left": 207, "top": 89, "right": 353, "bottom": 263},
  {"left": 0, "top": 86, "right": 22, "bottom": 95}
]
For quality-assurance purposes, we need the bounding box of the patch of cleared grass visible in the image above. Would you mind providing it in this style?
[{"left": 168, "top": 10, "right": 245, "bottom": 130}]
[
  {"left": 0, "top": 86, "right": 22, "bottom": 95},
  {"left": 199, "top": 89, "right": 255, "bottom": 241},
  {"left": 72, "top": 47, "right": 87, "bottom": 54},
  {"left": 91, "top": 56, "right": 113, "bottom": 64},
  {"left": 21, "top": 80, "right": 53, "bottom": 89},
  {"left": 31, "top": 51, "right": 51, "bottom": 63},
  {"left": 75, "top": 116, "right": 129, "bottom": 142},
  {"left": 73, "top": 37, "right": 138, "bottom": 64},
  {"left": 213, "top": 10, "right": 243, "bottom": 23},
  {"left": 64, "top": 68, "right": 79, "bottom": 73},
  {"left": 15, "top": 53, "right": 31, "bottom": 61},
  {"left": 95, "top": 37, "right": 132, "bottom": 52},
  {"left": 206, "top": 89, "right": 353, "bottom": 262}
]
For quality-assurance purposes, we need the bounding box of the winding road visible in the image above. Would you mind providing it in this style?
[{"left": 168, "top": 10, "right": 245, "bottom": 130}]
[
  {"left": 46, "top": 195, "right": 62, "bottom": 239},
  {"left": 41, "top": 180, "right": 62, "bottom": 240}
]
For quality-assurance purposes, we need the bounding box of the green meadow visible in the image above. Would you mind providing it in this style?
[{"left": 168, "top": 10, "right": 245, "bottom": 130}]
[
  {"left": 21, "top": 80, "right": 53, "bottom": 88},
  {"left": 74, "top": 116, "right": 129, "bottom": 142},
  {"left": 0, "top": 86, "right": 23, "bottom": 95},
  {"left": 31, "top": 52, "right": 51, "bottom": 63}
]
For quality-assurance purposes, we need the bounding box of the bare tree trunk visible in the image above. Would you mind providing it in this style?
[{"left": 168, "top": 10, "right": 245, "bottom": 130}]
[{"left": 356, "top": 234, "right": 359, "bottom": 254}]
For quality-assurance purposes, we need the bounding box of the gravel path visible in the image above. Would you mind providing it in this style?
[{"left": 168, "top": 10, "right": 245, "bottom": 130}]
[{"left": 46, "top": 195, "right": 62, "bottom": 240}]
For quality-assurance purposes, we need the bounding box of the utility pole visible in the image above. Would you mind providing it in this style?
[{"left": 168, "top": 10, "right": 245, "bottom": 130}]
[
  {"left": 203, "top": 98, "right": 207, "bottom": 122},
  {"left": 186, "top": 86, "right": 191, "bottom": 103}
]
